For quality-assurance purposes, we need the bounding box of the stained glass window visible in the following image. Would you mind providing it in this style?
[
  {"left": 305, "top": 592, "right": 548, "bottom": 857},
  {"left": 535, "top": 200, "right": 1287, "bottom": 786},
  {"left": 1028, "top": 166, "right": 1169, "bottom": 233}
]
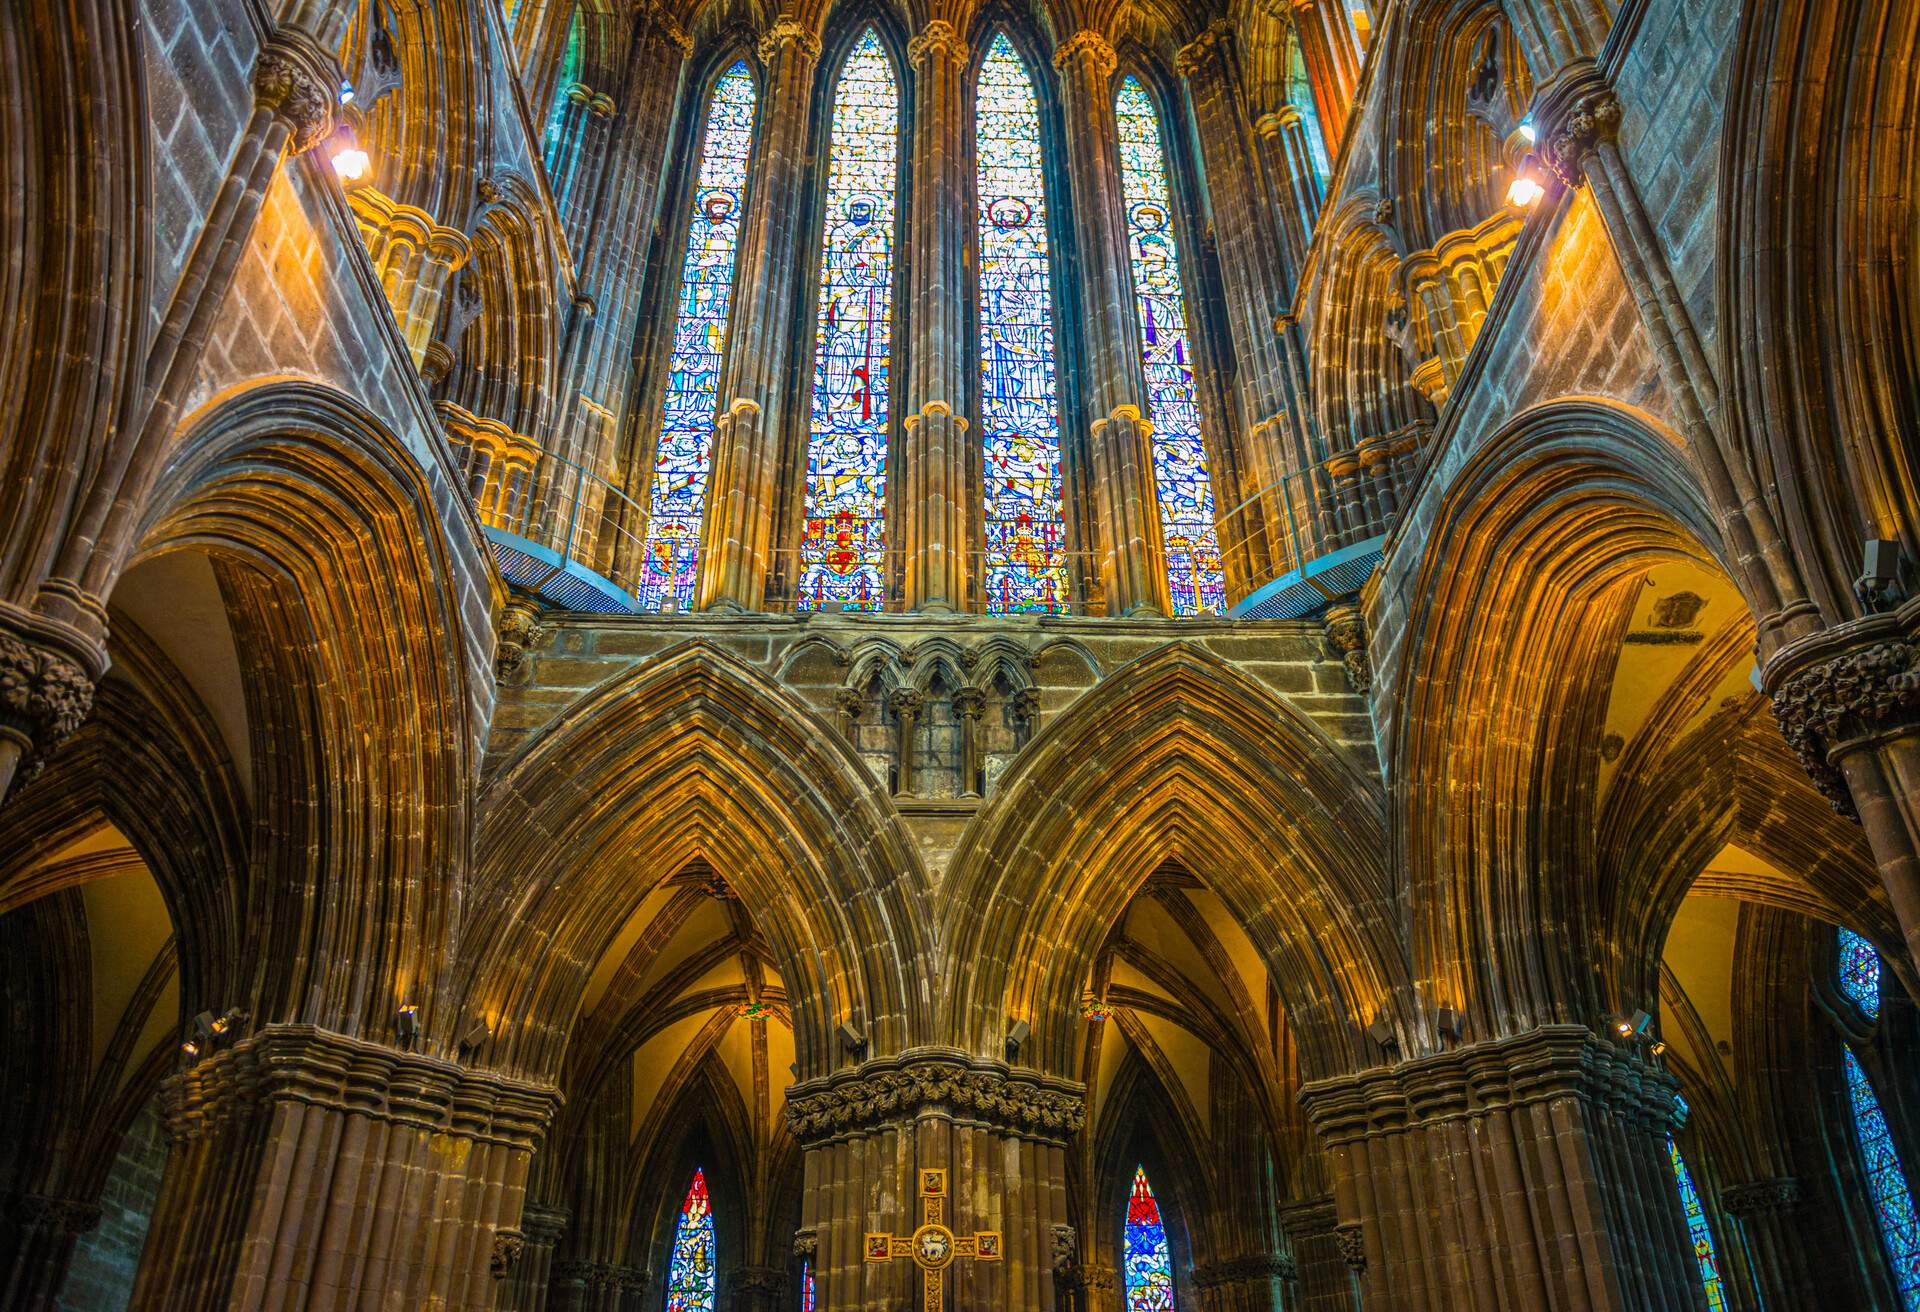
[
  {"left": 1845, "top": 1048, "right": 1920, "bottom": 1306},
  {"left": 1840, "top": 927, "right": 1883, "bottom": 1022},
  {"left": 542, "top": 10, "right": 582, "bottom": 171},
  {"left": 1666, "top": 1137, "right": 1727, "bottom": 1310},
  {"left": 1124, "top": 1165, "right": 1175, "bottom": 1310},
  {"left": 1115, "top": 77, "right": 1226, "bottom": 617},
  {"left": 976, "top": 33, "right": 1069, "bottom": 614},
  {"left": 800, "top": 30, "right": 898, "bottom": 611},
  {"left": 636, "top": 61, "right": 757, "bottom": 611},
  {"left": 665, "top": 1168, "right": 716, "bottom": 1312},
  {"left": 799, "top": 1260, "right": 815, "bottom": 1311}
]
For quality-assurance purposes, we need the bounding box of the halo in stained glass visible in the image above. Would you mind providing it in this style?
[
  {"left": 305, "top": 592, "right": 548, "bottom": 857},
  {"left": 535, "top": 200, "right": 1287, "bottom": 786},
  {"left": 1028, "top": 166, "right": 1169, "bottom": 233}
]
[
  {"left": 637, "top": 61, "right": 757, "bottom": 612},
  {"left": 1666, "top": 1137, "right": 1727, "bottom": 1310},
  {"left": 1839, "top": 927, "right": 1883, "bottom": 1022},
  {"left": 1114, "top": 77, "right": 1226, "bottom": 617},
  {"left": 665, "top": 1167, "right": 716, "bottom": 1312},
  {"left": 1124, "top": 1165, "right": 1174, "bottom": 1310},
  {"left": 976, "top": 32, "right": 1069, "bottom": 614},
  {"left": 800, "top": 30, "right": 898, "bottom": 611},
  {"left": 1845, "top": 1049, "right": 1920, "bottom": 1307}
]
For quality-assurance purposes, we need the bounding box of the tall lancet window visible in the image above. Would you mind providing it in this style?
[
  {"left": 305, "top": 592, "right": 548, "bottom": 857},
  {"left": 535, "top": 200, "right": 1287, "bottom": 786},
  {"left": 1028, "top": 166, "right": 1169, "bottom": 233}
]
[
  {"left": 541, "top": 8, "right": 583, "bottom": 171},
  {"left": 1115, "top": 77, "right": 1226, "bottom": 617},
  {"left": 638, "top": 61, "right": 757, "bottom": 611},
  {"left": 801, "top": 30, "right": 899, "bottom": 611},
  {"left": 1124, "top": 1165, "right": 1175, "bottom": 1310},
  {"left": 666, "top": 1167, "right": 717, "bottom": 1312},
  {"left": 1833, "top": 930, "right": 1920, "bottom": 1307},
  {"left": 976, "top": 33, "right": 1069, "bottom": 613},
  {"left": 1665, "top": 1132, "right": 1727, "bottom": 1309}
]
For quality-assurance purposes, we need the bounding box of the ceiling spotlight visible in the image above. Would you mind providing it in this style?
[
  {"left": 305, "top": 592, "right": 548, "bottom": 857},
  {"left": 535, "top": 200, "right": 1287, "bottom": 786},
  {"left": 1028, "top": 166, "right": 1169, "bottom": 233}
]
[{"left": 837, "top": 1022, "right": 867, "bottom": 1058}]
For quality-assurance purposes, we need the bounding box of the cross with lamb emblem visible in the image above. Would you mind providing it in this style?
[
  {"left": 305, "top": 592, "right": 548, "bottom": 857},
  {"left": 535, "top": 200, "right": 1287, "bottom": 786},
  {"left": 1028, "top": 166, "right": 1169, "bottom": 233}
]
[{"left": 864, "top": 1167, "right": 1002, "bottom": 1311}]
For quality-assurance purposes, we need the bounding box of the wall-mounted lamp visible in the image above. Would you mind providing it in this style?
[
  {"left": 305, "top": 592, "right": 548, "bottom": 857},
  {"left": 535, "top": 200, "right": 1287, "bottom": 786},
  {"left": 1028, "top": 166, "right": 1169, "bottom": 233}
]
[
  {"left": 1610, "top": 1010, "right": 1654, "bottom": 1042},
  {"left": 397, "top": 1003, "right": 420, "bottom": 1046},
  {"left": 458, "top": 1018, "right": 492, "bottom": 1056},
  {"left": 1005, "top": 1019, "right": 1031, "bottom": 1060},
  {"left": 1435, "top": 1006, "right": 1465, "bottom": 1044},
  {"left": 329, "top": 125, "right": 371, "bottom": 186},
  {"left": 1507, "top": 156, "right": 1546, "bottom": 208},
  {"left": 837, "top": 1022, "right": 867, "bottom": 1059},
  {"left": 1366, "top": 1016, "right": 1398, "bottom": 1054}
]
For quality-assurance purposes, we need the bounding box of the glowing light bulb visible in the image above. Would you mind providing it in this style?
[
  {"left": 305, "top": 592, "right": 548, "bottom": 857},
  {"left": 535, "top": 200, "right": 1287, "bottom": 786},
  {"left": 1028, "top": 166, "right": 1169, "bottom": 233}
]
[
  {"left": 1507, "top": 170, "right": 1544, "bottom": 208},
  {"left": 332, "top": 146, "right": 371, "bottom": 184}
]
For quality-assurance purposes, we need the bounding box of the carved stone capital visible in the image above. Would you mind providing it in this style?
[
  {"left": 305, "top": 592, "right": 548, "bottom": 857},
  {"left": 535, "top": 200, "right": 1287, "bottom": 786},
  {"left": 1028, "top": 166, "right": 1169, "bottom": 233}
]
[
  {"left": 1771, "top": 638, "right": 1920, "bottom": 815},
  {"left": 1193, "top": 1254, "right": 1295, "bottom": 1288},
  {"left": 495, "top": 597, "right": 546, "bottom": 682},
  {"left": 952, "top": 686, "right": 987, "bottom": 720},
  {"left": 1174, "top": 21, "right": 1233, "bottom": 81},
  {"left": 908, "top": 20, "right": 966, "bottom": 68},
  {"left": 793, "top": 1226, "right": 820, "bottom": 1260},
  {"left": 0, "top": 630, "right": 97, "bottom": 781},
  {"left": 635, "top": 1, "right": 693, "bottom": 55},
  {"left": 1012, "top": 686, "right": 1042, "bottom": 728},
  {"left": 1053, "top": 29, "right": 1117, "bottom": 78},
  {"left": 783, "top": 1049, "right": 1087, "bottom": 1144},
  {"left": 491, "top": 1228, "right": 525, "bottom": 1278},
  {"left": 253, "top": 37, "right": 339, "bottom": 154},
  {"left": 1323, "top": 603, "right": 1372, "bottom": 694},
  {"left": 1537, "top": 84, "right": 1621, "bottom": 187},
  {"left": 759, "top": 18, "right": 822, "bottom": 66},
  {"left": 521, "top": 1202, "right": 570, "bottom": 1245},
  {"left": 1334, "top": 1222, "right": 1367, "bottom": 1270},
  {"left": 1720, "top": 1176, "right": 1804, "bottom": 1217},
  {"left": 888, "top": 687, "right": 925, "bottom": 719},
  {"left": 1050, "top": 1222, "right": 1078, "bottom": 1276}
]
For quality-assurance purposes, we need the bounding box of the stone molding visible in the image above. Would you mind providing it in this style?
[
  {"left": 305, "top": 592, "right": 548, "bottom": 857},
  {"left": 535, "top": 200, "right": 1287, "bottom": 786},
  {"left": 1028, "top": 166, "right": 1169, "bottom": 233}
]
[
  {"left": 160, "top": 1023, "right": 562, "bottom": 1151},
  {"left": 522, "top": 1202, "right": 571, "bottom": 1244},
  {"left": 1276, "top": 1197, "right": 1339, "bottom": 1238},
  {"left": 1192, "top": 1254, "right": 1295, "bottom": 1288},
  {"left": 1174, "top": 20, "right": 1233, "bottom": 80},
  {"left": 1052, "top": 29, "right": 1117, "bottom": 77},
  {"left": 0, "top": 629, "right": 96, "bottom": 780},
  {"left": 759, "top": 18, "right": 822, "bottom": 66},
  {"left": 783, "top": 1049, "right": 1087, "bottom": 1144},
  {"left": 1720, "top": 1176, "right": 1804, "bottom": 1217},
  {"left": 253, "top": 35, "right": 340, "bottom": 154},
  {"left": 1531, "top": 63, "right": 1620, "bottom": 188},
  {"left": 4, "top": 1192, "right": 103, "bottom": 1236},
  {"left": 1324, "top": 603, "right": 1371, "bottom": 694},
  {"left": 733, "top": 1264, "right": 786, "bottom": 1294},
  {"left": 1770, "top": 635, "right": 1920, "bottom": 815},
  {"left": 908, "top": 20, "right": 966, "bottom": 68},
  {"left": 1297, "top": 1024, "right": 1680, "bottom": 1145}
]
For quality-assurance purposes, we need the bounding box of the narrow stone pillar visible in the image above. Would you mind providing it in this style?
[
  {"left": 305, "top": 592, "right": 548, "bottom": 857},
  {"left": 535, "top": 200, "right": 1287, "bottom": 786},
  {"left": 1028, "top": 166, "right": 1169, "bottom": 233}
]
[
  {"left": 1278, "top": 1200, "right": 1351, "bottom": 1312},
  {"left": 1287, "top": 0, "right": 1361, "bottom": 148},
  {"left": 1253, "top": 108, "right": 1323, "bottom": 280},
  {"left": 128, "top": 1024, "right": 558, "bottom": 1311},
  {"left": 1052, "top": 31, "right": 1170, "bottom": 617},
  {"left": 700, "top": 20, "right": 823, "bottom": 611},
  {"left": 785, "top": 1052, "right": 1085, "bottom": 1312},
  {"left": 505, "top": 1202, "right": 570, "bottom": 1312},
  {"left": 889, "top": 688, "right": 923, "bottom": 796},
  {"left": 558, "top": 93, "right": 619, "bottom": 244},
  {"left": 1177, "top": 22, "right": 1302, "bottom": 597},
  {"left": 1300, "top": 1026, "right": 1696, "bottom": 1312},
  {"left": 901, "top": 21, "right": 974, "bottom": 612},
  {"left": 731, "top": 1264, "right": 786, "bottom": 1311},
  {"left": 0, "top": 1194, "right": 99, "bottom": 1306},
  {"left": 954, "top": 687, "right": 986, "bottom": 797},
  {"left": 1719, "top": 1177, "right": 1808, "bottom": 1310}
]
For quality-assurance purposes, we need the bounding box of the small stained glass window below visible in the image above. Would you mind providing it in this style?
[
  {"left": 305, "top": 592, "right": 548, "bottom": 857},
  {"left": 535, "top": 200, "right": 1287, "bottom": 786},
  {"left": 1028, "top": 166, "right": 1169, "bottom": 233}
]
[
  {"left": 1666, "top": 1137, "right": 1727, "bottom": 1310},
  {"left": 666, "top": 1167, "right": 716, "bottom": 1312},
  {"left": 1845, "top": 1049, "right": 1920, "bottom": 1309},
  {"left": 1839, "top": 927, "right": 1883, "bottom": 1022},
  {"left": 799, "top": 1258, "right": 814, "bottom": 1311},
  {"left": 1124, "top": 1165, "right": 1175, "bottom": 1310}
]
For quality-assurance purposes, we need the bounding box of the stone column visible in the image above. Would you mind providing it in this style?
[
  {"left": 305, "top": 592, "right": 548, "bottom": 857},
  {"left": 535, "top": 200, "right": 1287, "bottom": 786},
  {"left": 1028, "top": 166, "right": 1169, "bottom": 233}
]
[
  {"left": 128, "top": 1024, "right": 558, "bottom": 1311},
  {"left": 1253, "top": 108, "right": 1323, "bottom": 281},
  {"left": 1177, "top": 22, "right": 1303, "bottom": 598},
  {"left": 700, "top": 20, "right": 824, "bottom": 611},
  {"left": 785, "top": 1052, "right": 1086, "bottom": 1312},
  {"left": 504, "top": 1202, "right": 570, "bottom": 1312},
  {"left": 1287, "top": 0, "right": 1361, "bottom": 147},
  {"left": 1052, "top": 31, "right": 1170, "bottom": 617},
  {"left": 954, "top": 687, "right": 986, "bottom": 797},
  {"left": 889, "top": 688, "right": 923, "bottom": 796},
  {"left": 0, "top": 1193, "right": 100, "bottom": 1307},
  {"left": 558, "top": 93, "right": 619, "bottom": 246},
  {"left": 731, "top": 1263, "right": 786, "bottom": 1311},
  {"left": 1278, "top": 1200, "right": 1352, "bottom": 1312},
  {"left": 901, "top": 21, "right": 974, "bottom": 613},
  {"left": 1720, "top": 1177, "right": 1809, "bottom": 1311},
  {"left": 1299, "top": 1025, "right": 1696, "bottom": 1312}
]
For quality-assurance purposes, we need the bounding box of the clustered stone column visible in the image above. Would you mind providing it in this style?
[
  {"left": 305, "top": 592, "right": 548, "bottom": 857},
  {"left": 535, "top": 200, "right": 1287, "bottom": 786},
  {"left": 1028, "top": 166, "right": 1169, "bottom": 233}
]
[
  {"left": 901, "top": 21, "right": 974, "bottom": 613},
  {"left": 0, "top": 1193, "right": 101, "bottom": 1306},
  {"left": 348, "top": 187, "right": 472, "bottom": 368},
  {"left": 699, "top": 20, "right": 824, "bottom": 612},
  {"left": 1052, "top": 31, "right": 1170, "bottom": 617},
  {"left": 1719, "top": 1176, "right": 1807, "bottom": 1308},
  {"left": 1176, "top": 22, "right": 1302, "bottom": 598},
  {"left": 505, "top": 1202, "right": 572, "bottom": 1312},
  {"left": 1299, "top": 1025, "right": 1696, "bottom": 1311},
  {"left": 1252, "top": 108, "right": 1324, "bottom": 280},
  {"left": 1277, "top": 1199, "right": 1352, "bottom": 1312},
  {"left": 784, "top": 1051, "right": 1085, "bottom": 1310},
  {"left": 1285, "top": 0, "right": 1362, "bottom": 147},
  {"left": 129, "top": 1024, "right": 559, "bottom": 1310}
]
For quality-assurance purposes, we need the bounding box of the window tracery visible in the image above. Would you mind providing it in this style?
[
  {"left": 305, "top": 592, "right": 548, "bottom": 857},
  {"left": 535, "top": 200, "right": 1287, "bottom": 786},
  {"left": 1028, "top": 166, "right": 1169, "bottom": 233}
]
[
  {"left": 1839, "top": 926, "right": 1883, "bottom": 1021},
  {"left": 637, "top": 60, "right": 757, "bottom": 611}
]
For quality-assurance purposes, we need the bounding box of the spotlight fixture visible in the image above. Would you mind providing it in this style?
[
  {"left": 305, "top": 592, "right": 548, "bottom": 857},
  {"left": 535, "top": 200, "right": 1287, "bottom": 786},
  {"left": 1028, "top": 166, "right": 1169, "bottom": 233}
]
[
  {"left": 1435, "top": 1006, "right": 1465, "bottom": 1043},
  {"left": 329, "top": 125, "right": 371, "bottom": 185},
  {"left": 397, "top": 1003, "right": 420, "bottom": 1046},
  {"left": 1507, "top": 157, "right": 1545, "bottom": 208},
  {"left": 1005, "top": 1019, "right": 1032, "bottom": 1060},
  {"left": 1855, "top": 538, "right": 1912, "bottom": 611},
  {"left": 459, "top": 1018, "right": 492, "bottom": 1055},
  {"left": 1517, "top": 116, "right": 1537, "bottom": 144},
  {"left": 338, "top": 79, "right": 357, "bottom": 105},
  {"left": 837, "top": 1021, "right": 868, "bottom": 1059},
  {"left": 1366, "top": 1017, "right": 1398, "bottom": 1053},
  {"left": 1649, "top": 1041, "right": 1668, "bottom": 1057},
  {"left": 181, "top": 1039, "right": 200, "bottom": 1060},
  {"left": 1610, "top": 1010, "right": 1654, "bottom": 1041}
]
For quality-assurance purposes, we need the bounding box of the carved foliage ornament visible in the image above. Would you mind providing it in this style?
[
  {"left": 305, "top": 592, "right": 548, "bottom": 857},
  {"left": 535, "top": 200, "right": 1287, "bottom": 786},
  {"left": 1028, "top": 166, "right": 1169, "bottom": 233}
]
[
  {"left": 1772, "top": 640, "right": 1920, "bottom": 815},
  {"left": 253, "top": 43, "right": 337, "bottom": 155},
  {"left": 1053, "top": 30, "right": 1117, "bottom": 78},
  {"left": 0, "top": 633, "right": 95, "bottom": 780},
  {"left": 1719, "top": 1177, "right": 1804, "bottom": 1217},
  {"left": 1541, "top": 89, "right": 1621, "bottom": 188},
  {"left": 908, "top": 21, "right": 966, "bottom": 68},
  {"left": 1334, "top": 1222, "right": 1367, "bottom": 1270},
  {"left": 759, "top": 18, "right": 822, "bottom": 66},
  {"left": 491, "top": 1228, "right": 526, "bottom": 1278},
  {"left": 784, "top": 1061, "right": 1087, "bottom": 1143}
]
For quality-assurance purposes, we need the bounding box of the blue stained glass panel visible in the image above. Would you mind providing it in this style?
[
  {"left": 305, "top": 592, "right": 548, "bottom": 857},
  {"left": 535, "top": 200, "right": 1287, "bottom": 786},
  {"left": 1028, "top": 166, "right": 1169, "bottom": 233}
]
[
  {"left": 1840, "top": 927, "right": 1883, "bottom": 1022},
  {"left": 542, "top": 10, "right": 583, "bottom": 170},
  {"left": 800, "top": 30, "right": 898, "bottom": 611},
  {"left": 800, "top": 1260, "right": 814, "bottom": 1311},
  {"left": 1124, "top": 1165, "right": 1175, "bottom": 1310},
  {"left": 666, "top": 1168, "right": 716, "bottom": 1312},
  {"left": 1846, "top": 1048, "right": 1920, "bottom": 1308},
  {"left": 637, "top": 62, "right": 757, "bottom": 611},
  {"left": 1114, "top": 77, "right": 1226, "bottom": 617},
  {"left": 976, "top": 33, "right": 1069, "bottom": 614},
  {"left": 1666, "top": 1137, "right": 1727, "bottom": 1310}
]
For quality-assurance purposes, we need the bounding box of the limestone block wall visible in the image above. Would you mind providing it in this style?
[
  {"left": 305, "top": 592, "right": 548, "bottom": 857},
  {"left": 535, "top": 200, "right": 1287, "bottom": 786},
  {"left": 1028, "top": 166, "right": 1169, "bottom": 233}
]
[{"left": 56, "top": 1094, "right": 167, "bottom": 1312}]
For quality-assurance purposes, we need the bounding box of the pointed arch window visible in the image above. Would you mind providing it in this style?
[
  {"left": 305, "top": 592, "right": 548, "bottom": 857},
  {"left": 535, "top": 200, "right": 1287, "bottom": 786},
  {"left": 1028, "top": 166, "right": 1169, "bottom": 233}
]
[
  {"left": 1114, "top": 77, "right": 1226, "bottom": 617},
  {"left": 1124, "top": 1165, "right": 1175, "bottom": 1310},
  {"left": 1832, "top": 930, "right": 1920, "bottom": 1306},
  {"left": 636, "top": 60, "right": 757, "bottom": 611},
  {"left": 1665, "top": 1134, "right": 1727, "bottom": 1309},
  {"left": 976, "top": 32, "right": 1069, "bottom": 613},
  {"left": 800, "top": 29, "right": 900, "bottom": 611},
  {"left": 666, "top": 1167, "right": 717, "bottom": 1312}
]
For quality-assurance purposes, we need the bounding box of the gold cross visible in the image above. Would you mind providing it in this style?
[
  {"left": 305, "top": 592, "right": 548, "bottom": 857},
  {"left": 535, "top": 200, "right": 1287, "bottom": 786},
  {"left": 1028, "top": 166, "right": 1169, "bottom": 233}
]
[{"left": 864, "top": 1167, "right": 1002, "bottom": 1311}]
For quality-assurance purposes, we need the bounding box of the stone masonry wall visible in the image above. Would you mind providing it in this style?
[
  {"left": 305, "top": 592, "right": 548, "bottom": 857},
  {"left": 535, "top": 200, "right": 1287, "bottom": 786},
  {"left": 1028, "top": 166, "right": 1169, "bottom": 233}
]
[{"left": 58, "top": 1094, "right": 168, "bottom": 1312}]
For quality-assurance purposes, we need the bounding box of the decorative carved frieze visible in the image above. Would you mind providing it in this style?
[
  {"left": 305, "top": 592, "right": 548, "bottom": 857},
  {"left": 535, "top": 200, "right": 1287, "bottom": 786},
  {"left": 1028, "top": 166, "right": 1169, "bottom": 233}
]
[
  {"left": 784, "top": 1050, "right": 1087, "bottom": 1144},
  {"left": 1720, "top": 1176, "right": 1804, "bottom": 1217}
]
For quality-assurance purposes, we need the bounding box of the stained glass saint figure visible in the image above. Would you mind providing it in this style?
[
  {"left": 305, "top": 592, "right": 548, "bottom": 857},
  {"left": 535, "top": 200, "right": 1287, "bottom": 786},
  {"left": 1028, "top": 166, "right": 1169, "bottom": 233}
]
[
  {"left": 976, "top": 33, "right": 1069, "bottom": 613},
  {"left": 637, "top": 62, "right": 756, "bottom": 611},
  {"left": 665, "top": 1168, "right": 716, "bottom": 1312},
  {"left": 1124, "top": 1165, "right": 1174, "bottom": 1310},
  {"left": 800, "top": 30, "right": 898, "bottom": 611},
  {"left": 1114, "top": 77, "right": 1226, "bottom": 617}
]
